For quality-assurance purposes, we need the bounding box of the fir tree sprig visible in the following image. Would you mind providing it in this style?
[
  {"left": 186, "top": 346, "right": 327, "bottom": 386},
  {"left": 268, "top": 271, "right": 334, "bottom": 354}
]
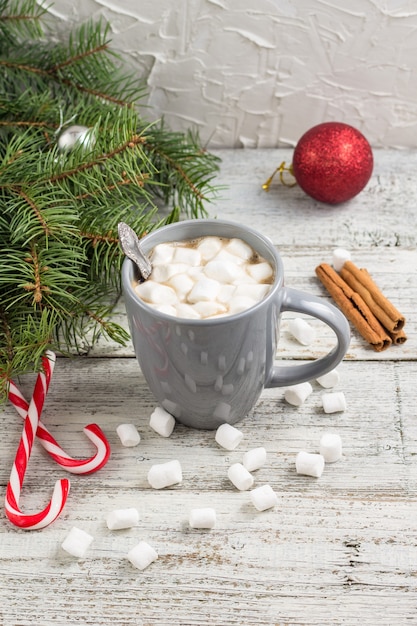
[{"left": 0, "top": 0, "right": 220, "bottom": 400}]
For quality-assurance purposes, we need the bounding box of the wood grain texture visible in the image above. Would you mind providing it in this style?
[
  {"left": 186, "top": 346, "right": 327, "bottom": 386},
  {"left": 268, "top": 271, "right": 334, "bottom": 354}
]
[{"left": 1, "top": 150, "right": 416, "bottom": 626}]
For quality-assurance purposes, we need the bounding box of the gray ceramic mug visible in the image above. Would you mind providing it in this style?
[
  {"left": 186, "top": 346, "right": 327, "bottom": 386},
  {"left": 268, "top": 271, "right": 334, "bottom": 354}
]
[{"left": 122, "top": 219, "right": 350, "bottom": 429}]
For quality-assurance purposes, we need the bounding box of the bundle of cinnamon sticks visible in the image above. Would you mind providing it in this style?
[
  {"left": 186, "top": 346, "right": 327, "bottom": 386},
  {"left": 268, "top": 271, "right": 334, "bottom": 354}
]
[{"left": 315, "top": 260, "right": 406, "bottom": 352}]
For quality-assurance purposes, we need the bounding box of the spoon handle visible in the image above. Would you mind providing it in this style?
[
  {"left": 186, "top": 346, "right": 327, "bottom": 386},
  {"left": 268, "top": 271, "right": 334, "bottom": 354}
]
[{"left": 118, "top": 222, "right": 152, "bottom": 280}]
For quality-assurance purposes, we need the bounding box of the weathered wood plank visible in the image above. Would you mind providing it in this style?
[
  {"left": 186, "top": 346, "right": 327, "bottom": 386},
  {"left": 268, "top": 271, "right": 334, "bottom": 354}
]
[{"left": 1, "top": 150, "right": 416, "bottom": 626}]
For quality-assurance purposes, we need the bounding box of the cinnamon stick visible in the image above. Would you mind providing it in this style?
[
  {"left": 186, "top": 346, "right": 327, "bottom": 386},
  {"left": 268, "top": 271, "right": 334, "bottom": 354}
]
[
  {"left": 340, "top": 261, "right": 405, "bottom": 333},
  {"left": 389, "top": 328, "right": 407, "bottom": 345},
  {"left": 315, "top": 263, "right": 392, "bottom": 352}
]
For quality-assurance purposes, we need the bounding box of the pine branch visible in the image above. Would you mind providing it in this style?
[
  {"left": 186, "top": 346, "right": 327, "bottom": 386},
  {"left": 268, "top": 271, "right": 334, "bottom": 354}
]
[
  {"left": 0, "top": 0, "right": 221, "bottom": 393},
  {"left": 0, "top": 0, "right": 46, "bottom": 47}
]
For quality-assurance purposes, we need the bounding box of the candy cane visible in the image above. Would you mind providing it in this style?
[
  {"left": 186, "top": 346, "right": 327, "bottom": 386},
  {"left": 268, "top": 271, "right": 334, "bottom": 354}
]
[
  {"left": 5, "top": 351, "right": 70, "bottom": 529},
  {"left": 8, "top": 383, "right": 111, "bottom": 475}
]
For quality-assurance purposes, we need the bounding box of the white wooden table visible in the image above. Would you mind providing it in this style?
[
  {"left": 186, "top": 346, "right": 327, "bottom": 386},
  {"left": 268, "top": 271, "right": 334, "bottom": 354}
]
[{"left": 1, "top": 150, "right": 416, "bottom": 625}]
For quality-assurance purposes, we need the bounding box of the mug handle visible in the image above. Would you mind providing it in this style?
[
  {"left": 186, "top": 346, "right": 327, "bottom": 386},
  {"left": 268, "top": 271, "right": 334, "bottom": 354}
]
[{"left": 265, "top": 286, "right": 350, "bottom": 388}]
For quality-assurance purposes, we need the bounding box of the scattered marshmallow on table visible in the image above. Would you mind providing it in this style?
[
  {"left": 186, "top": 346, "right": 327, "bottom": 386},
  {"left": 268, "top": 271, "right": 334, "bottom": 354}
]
[
  {"left": 215, "top": 423, "right": 244, "bottom": 450},
  {"left": 295, "top": 451, "right": 325, "bottom": 478},
  {"left": 106, "top": 508, "right": 139, "bottom": 530},
  {"left": 322, "top": 391, "right": 347, "bottom": 413},
  {"left": 288, "top": 317, "right": 316, "bottom": 345},
  {"left": 61, "top": 526, "right": 94, "bottom": 558},
  {"left": 227, "top": 463, "right": 254, "bottom": 491},
  {"left": 149, "top": 406, "right": 176, "bottom": 438},
  {"left": 243, "top": 447, "right": 267, "bottom": 472},
  {"left": 116, "top": 423, "right": 140, "bottom": 447},
  {"left": 250, "top": 484, "right": 278, "bottom": 511},
  {"left": 127, "top": 541, "right": 158, "bottom": 571},
  {"left": 332, "top": 248, "right": 351, "bottom": 272},
  {"left": 316, "top": 369, "right": 340, "bottom": 388},
  {"left": 147, "top": 459, "right": 182, "bottom": 489},
  {"left": 284, "top": 382, "right": 313, "bottom": 407},
  {"left": 189, "top": 507, "right": 217, "bottom": 529},
  {"left": 320, "top": 433, "right": 343, "bottom": 463}
]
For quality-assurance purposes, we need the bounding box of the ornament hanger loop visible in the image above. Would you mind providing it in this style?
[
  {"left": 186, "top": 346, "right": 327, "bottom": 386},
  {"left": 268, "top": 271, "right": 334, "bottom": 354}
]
[{"left": 262, "top": 161, "right": 297, "bottom": 192}]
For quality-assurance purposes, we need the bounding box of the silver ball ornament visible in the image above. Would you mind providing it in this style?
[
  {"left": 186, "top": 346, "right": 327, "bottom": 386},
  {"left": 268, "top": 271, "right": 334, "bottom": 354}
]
[{"left": 57, "top": 125, "right": 95, "bottom": 152}]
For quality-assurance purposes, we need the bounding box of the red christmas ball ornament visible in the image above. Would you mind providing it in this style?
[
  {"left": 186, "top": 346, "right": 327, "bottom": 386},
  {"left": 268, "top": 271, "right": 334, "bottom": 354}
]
[{"left": 291, "top": 122, "right": 373, "bottom": 204}]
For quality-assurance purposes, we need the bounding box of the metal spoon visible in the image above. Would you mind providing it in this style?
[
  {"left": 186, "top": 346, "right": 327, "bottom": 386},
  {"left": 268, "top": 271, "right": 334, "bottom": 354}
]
[{"left": 118, "top": 222, "right": 152, "bottom": 280}]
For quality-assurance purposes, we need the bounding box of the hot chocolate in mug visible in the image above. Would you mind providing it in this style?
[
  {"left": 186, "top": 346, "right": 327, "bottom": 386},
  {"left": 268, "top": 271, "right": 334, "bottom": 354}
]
[{"left": 121, "top": 219, "right": 350, "bottom": 429}]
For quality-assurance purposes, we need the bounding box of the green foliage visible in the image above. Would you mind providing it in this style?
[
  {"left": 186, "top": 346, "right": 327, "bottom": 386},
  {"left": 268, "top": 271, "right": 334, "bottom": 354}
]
[{"left": 0, "top": 0, "right": 220, "bottom": 397}]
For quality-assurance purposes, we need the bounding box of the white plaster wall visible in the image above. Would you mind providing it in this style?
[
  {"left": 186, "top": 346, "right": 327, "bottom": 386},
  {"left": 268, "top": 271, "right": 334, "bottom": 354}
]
[{"left": 45, "top": 0, "right": 417, "bottom": 148}]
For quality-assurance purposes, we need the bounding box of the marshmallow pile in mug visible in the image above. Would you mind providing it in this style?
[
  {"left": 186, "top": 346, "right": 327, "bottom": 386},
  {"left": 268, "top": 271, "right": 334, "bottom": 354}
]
[{"left": 133, "top": 236, "right": 274, "bottom": 320}]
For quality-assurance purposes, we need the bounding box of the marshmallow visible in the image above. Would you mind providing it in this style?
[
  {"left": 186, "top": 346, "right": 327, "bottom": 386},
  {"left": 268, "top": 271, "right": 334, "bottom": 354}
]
[
  {"left": 116, "top": 423, "right": 140, "bottom": 447},
  {"left": 151, "top": 263, "right": 188, "bottom": 283},
  {"left": 106, "top": 508, "right": 139, "bottom": 530},
  {"left": 134, "top": 280, "right": 178, "bottom": 305},
  {"left": 204, "top": 259, "right": 246, "bottom": 283},
  {"left": 295, "top": 451, "right": 325, "bottom": 478},
  {"left": 228, "top": 296, "right": 257, "bottom": 314},
  {"left": 215, "top": 423, "right": 244, "bottom": 450},
  {"left": 217, "top": 284, "right": 236, "bottom": 304},
  {"left": 225, "top": 237, "right": 253, "bottom": 260},
  {"left": 332, "top": 248, "right": 351, "bottom": 272},
  {"left": 322, "top": 391, "right": 347, "bottom": 413},
  {"left": 316, "top": 369, "right": 340, "bottom": 388},
  {"left": 187, "top": 266, "right": 205, "bottom": 281},
  {"left": 149, "top": 406, "right": 176, "bottom": 438},
  {"left": 193, "top": 300, "right": 227, "bottom": 318},
  {"left": 234, "top": 283, "right": 271, "bottom": 300},
  {"left": 242, "top": 447, "right": 267, "bottom": 472},
  {"left": 61, "top": 527, "right": 94, "bottom": 558},
  {"left": 175, "top": 303, "right": 201, "bottom": 319},
  {"left": 127, "top": 541, "right": 158, "bottom": 571},
  {"left": 168, "top": 273, "right": 195, "bottom": 299},
  {"left": 247, "top": 261, "right": 274, "bottom": 282},
  {"left": 320, "top": 433, "right": 343, "bottom": 463},
  {"left": 152, "top": 304, "right": 177, "bottom": 316},
  {"left": 227, "top": 463, "right": 254, "bottom": 491},
  {"left": 187, "top": 277, "right": 220, "bottom": 303},
  {"left": 288, "top": 317, "right": 316, "bottom": 345},
  {"left": 151, "top": 243, "right": 175, "bottom": 265},
  {"left": 147, "top": 459, "right": 182, "bottom": 489},
  {"left": 197, "top": 236, "right": 223, "bottom": 261},
  {"left": 189, "top": 507, "right": 216, "bottom": 529},
  {"left": 173, "top": 246, "right": 201, "bottom": 266},
  {"left": 211, "top": 249, "right": 246, "bottom": 266},
  {"left": 284, "top": 382, "right": 313, "bottom": 407},
  {"left": 250, "top": 484, "right": 278, "bottom": 511}
]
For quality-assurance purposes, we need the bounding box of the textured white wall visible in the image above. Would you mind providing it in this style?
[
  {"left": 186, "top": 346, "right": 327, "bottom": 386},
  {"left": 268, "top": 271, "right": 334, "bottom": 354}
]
[{"left": 46, "top": 0, "right": 417, "bottom": 148}]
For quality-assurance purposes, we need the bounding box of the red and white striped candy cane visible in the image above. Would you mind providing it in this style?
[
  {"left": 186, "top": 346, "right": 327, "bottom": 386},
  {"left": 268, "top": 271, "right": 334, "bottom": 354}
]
[
  {"left": 5, "top": 351, "right": 70, "bottom": 529},
  {"left": 8, "top": 384, "right": 111, "bottom": 475}
]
